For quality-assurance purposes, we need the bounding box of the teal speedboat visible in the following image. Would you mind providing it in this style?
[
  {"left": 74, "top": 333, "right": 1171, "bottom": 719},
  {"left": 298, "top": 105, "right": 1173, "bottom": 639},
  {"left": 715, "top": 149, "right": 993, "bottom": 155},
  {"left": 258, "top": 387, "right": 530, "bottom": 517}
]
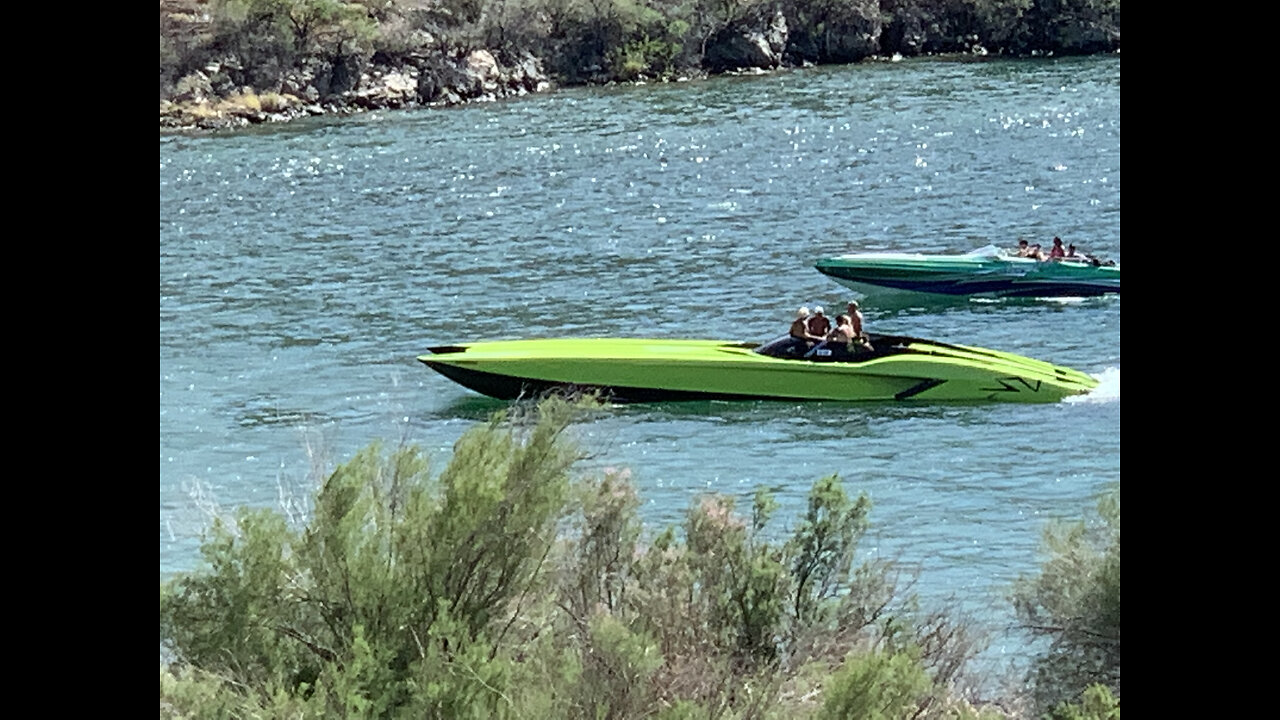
[
  {"left": 419, "top": 334, "right": 1098, "bottom": 404},
  {"left": 814, "top": 245, "right": 1120, "bottom": 298}
]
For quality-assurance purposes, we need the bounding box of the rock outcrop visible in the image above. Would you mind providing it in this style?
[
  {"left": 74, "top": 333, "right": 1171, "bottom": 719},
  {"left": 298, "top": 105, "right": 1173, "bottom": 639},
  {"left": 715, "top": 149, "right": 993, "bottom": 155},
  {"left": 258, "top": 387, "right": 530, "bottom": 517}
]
[
  {"left": 703, "top": 12, "right": 789, "bottom": 73},
  {"left": 783, "top": 0, "right": 882, "bottom": 64}
]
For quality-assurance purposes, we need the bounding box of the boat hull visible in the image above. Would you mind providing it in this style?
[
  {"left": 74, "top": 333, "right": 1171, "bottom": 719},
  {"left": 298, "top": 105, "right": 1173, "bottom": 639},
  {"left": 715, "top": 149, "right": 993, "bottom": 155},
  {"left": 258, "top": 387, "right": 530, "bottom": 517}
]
[
  {"left": 814, "top": 252, "right": 1120, "bottom": 298},
  {"left": 418, "top": 337, "right": 1097, "bottom": 404}
]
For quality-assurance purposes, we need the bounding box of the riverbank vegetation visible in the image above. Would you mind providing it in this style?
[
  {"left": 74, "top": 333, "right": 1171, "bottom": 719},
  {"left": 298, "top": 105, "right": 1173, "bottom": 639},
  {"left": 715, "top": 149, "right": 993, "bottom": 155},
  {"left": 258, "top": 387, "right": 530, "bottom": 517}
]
[
  {"left": 160, "top": 0, "right": 1119, "bottom": 129},
  {"left": 159, "top": 397, "right": 1119, "bottom": 718}
]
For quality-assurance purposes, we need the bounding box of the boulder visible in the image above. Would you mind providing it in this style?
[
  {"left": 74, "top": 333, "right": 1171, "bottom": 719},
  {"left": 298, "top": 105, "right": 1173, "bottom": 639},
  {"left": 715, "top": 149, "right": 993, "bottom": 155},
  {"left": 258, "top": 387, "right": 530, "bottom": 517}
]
[
  {"left": 704, "top": 11, "right": 789, "bottom": 73},
  {"left": 172, "top": 70, "right": 212, "bottom": 103},
  {"left": 785, "top": 0, "right": 881, "bottom": 64}
]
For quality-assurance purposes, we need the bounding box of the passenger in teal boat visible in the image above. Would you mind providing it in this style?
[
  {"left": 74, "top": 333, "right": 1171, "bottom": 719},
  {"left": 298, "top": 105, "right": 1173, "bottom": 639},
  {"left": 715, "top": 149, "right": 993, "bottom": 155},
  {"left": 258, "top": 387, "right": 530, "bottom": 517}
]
[
  {"left": 1049, "top": 237, "right": 1066, "bottom": 259},
  {"left": 1064, "top": 243, "right": 1116, "bottom": 267},
  {"left": 1015, "top": 239, "right": 1048, "bottom": 261}
]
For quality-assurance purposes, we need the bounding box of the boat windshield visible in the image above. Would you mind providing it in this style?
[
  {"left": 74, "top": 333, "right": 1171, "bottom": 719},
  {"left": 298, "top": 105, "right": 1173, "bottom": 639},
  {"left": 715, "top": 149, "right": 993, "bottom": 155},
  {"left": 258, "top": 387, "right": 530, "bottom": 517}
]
[
  {"left": 752, "top": 334, "right": 868, "bottom": 362},
  {"left": 962, "top": 244, "right": 1009, "bottom": 259}
]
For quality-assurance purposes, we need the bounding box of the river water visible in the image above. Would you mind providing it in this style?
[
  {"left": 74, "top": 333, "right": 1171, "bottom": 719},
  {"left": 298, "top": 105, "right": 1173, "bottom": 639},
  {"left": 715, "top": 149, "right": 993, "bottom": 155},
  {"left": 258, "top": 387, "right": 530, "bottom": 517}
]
[{"left": 160, "top": 54, "right": 1119, "bottom": 681}]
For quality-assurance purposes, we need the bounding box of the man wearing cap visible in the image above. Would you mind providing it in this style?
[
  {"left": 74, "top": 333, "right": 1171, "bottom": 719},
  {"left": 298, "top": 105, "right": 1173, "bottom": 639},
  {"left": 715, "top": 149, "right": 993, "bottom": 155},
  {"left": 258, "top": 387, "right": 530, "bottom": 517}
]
[{"left": 806, "top": 306, "right": 832, "bottom": 338}]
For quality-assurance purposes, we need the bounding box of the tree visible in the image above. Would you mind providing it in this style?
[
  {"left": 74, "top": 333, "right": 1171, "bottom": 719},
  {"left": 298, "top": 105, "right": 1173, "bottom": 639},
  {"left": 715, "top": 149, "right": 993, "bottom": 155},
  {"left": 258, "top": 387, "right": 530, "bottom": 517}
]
[
  {"left": 1013, "top": 483, "right": 1120, "bottom": 713},
  {"left": 204, "top": 0, "right": 376, "bottom": 92}
]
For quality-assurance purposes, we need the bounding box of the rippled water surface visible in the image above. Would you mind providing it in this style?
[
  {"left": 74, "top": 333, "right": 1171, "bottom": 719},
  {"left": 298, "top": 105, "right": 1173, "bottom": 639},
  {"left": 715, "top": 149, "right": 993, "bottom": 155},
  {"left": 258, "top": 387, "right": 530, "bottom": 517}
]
[{"left": 160, "top": 55, "right": 1119, "bottom": 678}]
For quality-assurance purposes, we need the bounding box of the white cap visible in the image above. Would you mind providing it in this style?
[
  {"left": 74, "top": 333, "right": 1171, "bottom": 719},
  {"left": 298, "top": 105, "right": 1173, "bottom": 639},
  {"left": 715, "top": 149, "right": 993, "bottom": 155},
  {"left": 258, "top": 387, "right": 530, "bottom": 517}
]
[
  {"left": 813, "top": 306, "right": 825, "bottom": 315},
  {"left": 796, "top": 306, "right": 810, "bottom": 319}
]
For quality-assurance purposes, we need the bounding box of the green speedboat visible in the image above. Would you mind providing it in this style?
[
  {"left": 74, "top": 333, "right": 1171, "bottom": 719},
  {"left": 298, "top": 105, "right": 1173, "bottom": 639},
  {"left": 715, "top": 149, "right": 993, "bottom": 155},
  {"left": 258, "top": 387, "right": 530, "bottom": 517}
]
[
  {"left": 814, "top": 245, "right": 1120, "bottom": 298},
  {"left": 418, "top": 334, "right": 1098, "bottom": 404}
]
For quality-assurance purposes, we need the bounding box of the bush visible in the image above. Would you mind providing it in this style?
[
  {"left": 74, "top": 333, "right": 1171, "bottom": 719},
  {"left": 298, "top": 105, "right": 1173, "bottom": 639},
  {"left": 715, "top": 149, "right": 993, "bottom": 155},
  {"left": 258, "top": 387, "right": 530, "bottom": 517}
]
[
  {"left": 161, "top": 397, "right": 583, "bottom": 717},
  {"left": 1013, "top": 484, "right": 1120, "bottom": 713},
  {"left": 817, "top": 648, "right": 932, "bottom": 720},
  {"left": 162, "top": 396, "right": 1003, "bottom": 718},
  {"left": 1047, "top": 683, "right": 1120, "bottom": 720}
]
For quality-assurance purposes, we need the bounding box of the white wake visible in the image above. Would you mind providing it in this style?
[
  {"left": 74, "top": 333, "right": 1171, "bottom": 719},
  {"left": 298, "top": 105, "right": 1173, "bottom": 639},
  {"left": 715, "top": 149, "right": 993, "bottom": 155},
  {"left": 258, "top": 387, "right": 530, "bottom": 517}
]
[{"left": 1067, "top": 366, "right": 1119, "bottom": 403}]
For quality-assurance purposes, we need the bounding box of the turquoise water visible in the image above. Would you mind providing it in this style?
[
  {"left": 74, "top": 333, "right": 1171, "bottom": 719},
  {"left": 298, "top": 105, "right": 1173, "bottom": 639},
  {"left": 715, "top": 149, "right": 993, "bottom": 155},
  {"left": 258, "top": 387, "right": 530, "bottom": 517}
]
[{"left": 160, "top": 55, "right": 1119, "bottom": 679}]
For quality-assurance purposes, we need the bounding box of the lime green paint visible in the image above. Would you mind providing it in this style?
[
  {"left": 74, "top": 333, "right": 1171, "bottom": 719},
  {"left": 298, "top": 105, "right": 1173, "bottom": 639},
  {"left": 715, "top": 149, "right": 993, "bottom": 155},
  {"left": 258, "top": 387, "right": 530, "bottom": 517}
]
[{"left": 419, "top": 338, "right": 1098, "bottom": 403}]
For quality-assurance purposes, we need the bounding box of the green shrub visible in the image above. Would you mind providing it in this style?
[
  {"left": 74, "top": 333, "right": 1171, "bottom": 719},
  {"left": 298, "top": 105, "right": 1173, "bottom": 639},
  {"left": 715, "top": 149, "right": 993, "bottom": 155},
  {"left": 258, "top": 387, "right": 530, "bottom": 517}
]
[
  {"left": 577, "top": 614, "right": 664, "bottom": 717},
  {"left": 817, "top": 648, "right": 932, "bottom": 720},
  {"left": 1047, "top": 683, "right": 1120, "bottom": 720},
  {"left": 161, "top": 396, "right": 1006, "bottom": 718},
  {"left": 161, "top": 397, "right": 584, "bottom": 717},
  {"left": 786, "top": 474, "right": 871, "bottom": 627},
  {"left": 1013, "top": 484, "right": 1120, "bottom": 713}
]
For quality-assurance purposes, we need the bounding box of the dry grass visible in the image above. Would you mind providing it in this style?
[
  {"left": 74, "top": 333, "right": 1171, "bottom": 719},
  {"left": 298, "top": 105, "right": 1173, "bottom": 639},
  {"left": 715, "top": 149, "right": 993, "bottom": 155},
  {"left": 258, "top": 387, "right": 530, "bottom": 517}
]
[{"left": 257, "top": 92, "right": 295, "bottom": 112}]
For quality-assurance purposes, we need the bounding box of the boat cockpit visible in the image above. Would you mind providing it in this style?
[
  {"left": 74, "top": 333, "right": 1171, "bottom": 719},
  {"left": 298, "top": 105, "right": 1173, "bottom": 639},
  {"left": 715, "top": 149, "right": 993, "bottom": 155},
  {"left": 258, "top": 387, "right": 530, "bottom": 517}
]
[{"left": 752, "top": 334, "right": 891, "bottom": 362}]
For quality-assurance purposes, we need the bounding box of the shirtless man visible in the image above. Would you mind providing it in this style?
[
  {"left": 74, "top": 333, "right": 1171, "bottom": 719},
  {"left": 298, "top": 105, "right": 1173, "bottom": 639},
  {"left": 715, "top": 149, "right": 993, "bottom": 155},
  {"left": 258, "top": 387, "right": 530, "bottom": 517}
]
[
  {"left": 790, "top": 307, "right": 822, "bottom": 347},
  {"left": 826, "top": 314, "right": 855, "bottom": 343},
  {"left": 845, "top": 301, "right": 875, "bottom": 351},
  {"left": 807, "top": 306, "right": 832, "bottom": 338}
]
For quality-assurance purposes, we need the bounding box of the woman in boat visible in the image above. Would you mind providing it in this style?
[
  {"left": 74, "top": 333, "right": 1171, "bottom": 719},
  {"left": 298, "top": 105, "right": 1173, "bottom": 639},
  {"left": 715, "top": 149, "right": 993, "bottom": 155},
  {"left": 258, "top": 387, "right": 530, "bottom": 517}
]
[{"left": 1049, "top": 237, "right": 1066, "bottom": 259}]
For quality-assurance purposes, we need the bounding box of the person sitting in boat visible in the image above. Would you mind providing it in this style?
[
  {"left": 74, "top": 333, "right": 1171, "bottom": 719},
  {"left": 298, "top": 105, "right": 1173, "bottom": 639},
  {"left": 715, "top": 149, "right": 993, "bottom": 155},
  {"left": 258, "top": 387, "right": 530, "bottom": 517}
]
[
  {"left": 1048, "top": 237, "right": 1066, "bottom": 260},
  {"left": 807, "top": 306, "right": 832, "bottom": 338},
  {"left": 1064, "top": 244, "right": 1116, "bottom": 267},
  {"left": 824, "top": 315, "right": 856, "bottom": 350},
  {"left": 789, "top": 307, "right": 822, "bottom": 351},
  {"left": 845, "top": 301, "right": 875, "bottom": 351},
  {"left": 1064, "top": 243, "right": 1097, "bottom": 263},
  {"left": 804, "top": 315, "right": 856, "bottom": 360},
  {"left": 1015, "top": 239, "right": 1047, "bottom": 261}
]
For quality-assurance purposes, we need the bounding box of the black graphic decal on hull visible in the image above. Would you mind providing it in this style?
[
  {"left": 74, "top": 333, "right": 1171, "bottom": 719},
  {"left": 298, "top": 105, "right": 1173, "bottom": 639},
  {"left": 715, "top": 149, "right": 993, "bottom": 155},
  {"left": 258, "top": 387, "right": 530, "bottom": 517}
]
[
  {"left": 895, "top": 378, "right": 946, "bottom": 400},
  {"left": 980, "top": 377, "right": 1042, "bottom": 394}
]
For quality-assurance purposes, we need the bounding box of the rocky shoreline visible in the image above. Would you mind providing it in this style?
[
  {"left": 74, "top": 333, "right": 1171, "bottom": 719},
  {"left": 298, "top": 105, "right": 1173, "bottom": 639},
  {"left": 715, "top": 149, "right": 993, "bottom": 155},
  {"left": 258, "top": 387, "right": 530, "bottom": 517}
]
[
  {"left": 160, "top": 48, "right": 563, "bottom": 133},
  {"left": 160, "top": 1, "right": 1118, "bottom": 135},
  {"left": 157, "top": 50, "right": 906, "bottom": 133},
  {"left": 161, "top": 7, "right": 830, "bottom": 134}
]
